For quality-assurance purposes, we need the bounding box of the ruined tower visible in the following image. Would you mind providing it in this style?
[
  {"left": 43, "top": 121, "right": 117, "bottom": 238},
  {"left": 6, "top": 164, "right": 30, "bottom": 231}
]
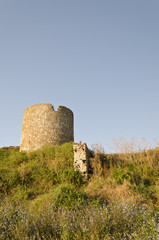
[
  {"left": 73, "top": 142, "right": 90, "bottom": 178},
  {"left": 20, "top": 104, "right": 74, "bottom": 152}
]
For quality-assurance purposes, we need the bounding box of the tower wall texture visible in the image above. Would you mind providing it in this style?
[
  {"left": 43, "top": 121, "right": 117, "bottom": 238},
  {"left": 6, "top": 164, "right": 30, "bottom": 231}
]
[
  {"left": 73, "top": 142, "right": 90, "bottom": 178},
  {"left": 20, "top": 104, "right": 74, "bottom": 152}
]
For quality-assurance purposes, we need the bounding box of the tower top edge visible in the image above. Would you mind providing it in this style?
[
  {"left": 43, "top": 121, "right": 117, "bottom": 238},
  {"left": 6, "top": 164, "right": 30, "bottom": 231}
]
[{"left": 24, "top": 104, "right": 73, "bottom": 113}]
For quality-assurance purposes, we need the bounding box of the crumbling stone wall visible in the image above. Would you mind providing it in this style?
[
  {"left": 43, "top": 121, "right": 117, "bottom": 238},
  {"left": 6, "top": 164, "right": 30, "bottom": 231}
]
[
  {"left": 73, "top": 142, "right": 90, "bottom": 177},
  {"left": 20, "top": 104, "right": 74, "bottom": 152}
]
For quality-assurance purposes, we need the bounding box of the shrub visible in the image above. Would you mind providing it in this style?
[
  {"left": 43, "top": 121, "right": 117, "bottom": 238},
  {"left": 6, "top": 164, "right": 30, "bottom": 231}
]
[
  {"left": 17, "top": 161, "right": 58, "bottom": 194},
  {"left": 111, "top": 167, "right": 132, "bottom": 184},
  {"left": 51, "top": 184, "right": 88, "bottom": 208},
  {"left": 0, "top": 167, "right": 22, "bottom": 194},
  {"left": 134, "top": 184, "right": 157, "bottom": 203},
  {"left": 11, "top": 185, "right": 35, "bottom": 202},
  {"left": 90, "top": 153, "right": 103, "bottom": 177},
  {"left": 8, "top": 151, "right": 28, "bottom": 167},
  {"left": 28, "top": 144, "right": 56, "bottom": 165},
  {"left": 57, "top": 166, "right": 83, "bottom": 187}
]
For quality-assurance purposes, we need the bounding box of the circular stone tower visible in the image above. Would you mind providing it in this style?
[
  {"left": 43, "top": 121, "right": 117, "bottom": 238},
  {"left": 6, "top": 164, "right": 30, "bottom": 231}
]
[{"left": 20, "top": 104, "right": 74, "bottom": 152}]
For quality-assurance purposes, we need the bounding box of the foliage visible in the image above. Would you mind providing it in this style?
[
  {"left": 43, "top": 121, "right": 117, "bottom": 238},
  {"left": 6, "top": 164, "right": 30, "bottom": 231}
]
[
  {"left": 57, "top": 166, "right": 83, "bottom": 187},
  {"left": 111, "top": 167, "right": 132, "bottom": 184},
  {"left": 0, "top": 200, "right": 158, "bottom": 239},
  {"left": 0, "top": 143, "right": 75, "bottom": 200},
  {"left": 51, "top": 184, "right": 88, "bottom": 208},
  {"left": 0, "top": 141, "right": 159, "bottom": 239},
  {"left": 89, "top": 143, "right": 159, "bottom": 206}
]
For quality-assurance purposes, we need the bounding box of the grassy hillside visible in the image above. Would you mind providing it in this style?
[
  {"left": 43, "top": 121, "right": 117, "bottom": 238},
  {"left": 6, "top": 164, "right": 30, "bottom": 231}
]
[{"left": 0, "top": 142, "right": 159, "bottom": 239}]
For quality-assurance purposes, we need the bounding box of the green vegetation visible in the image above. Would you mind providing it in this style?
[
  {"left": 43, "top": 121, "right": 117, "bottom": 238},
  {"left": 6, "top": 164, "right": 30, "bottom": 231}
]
[{"left": 0, "top": 142, "right": 159, "bottom": 239}]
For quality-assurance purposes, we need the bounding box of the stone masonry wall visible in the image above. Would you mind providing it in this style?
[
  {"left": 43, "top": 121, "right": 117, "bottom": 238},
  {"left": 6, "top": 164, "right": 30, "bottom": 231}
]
[
  {"left": 20, "top": 104, "right": 74, "bottom": 152},
  {"left": 73, "top": 142, "right": 90, "bottom": 177}
]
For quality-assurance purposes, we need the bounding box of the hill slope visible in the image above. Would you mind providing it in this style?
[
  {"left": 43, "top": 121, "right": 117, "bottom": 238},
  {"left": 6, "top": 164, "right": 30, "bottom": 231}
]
[{"left": 0, "top": 142, "right": 159, "bottom": 239}]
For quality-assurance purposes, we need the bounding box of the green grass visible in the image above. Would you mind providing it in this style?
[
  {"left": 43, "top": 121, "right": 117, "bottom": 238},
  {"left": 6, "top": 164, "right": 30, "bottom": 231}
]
[{"left": 0, "top": 142, "right": 159, "bottom": 239}]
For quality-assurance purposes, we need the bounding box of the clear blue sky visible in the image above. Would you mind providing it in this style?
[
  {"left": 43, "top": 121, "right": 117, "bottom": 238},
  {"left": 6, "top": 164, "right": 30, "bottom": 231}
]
[{"left": 0, "top": 0, "right": 159, "bottom": 152}]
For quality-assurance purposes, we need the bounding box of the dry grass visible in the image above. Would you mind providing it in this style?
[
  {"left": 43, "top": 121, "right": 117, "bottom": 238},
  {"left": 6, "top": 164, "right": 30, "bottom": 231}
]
[
  {"left": 85, "top": 176, "right": 143, "bottom": 204},
  {"left": 86, "top": 139, "right": 159, "bottom": 207}
]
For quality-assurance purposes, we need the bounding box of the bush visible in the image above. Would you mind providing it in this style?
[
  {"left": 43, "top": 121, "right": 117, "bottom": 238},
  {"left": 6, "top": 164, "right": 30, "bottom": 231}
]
[
  {"left": 111, "top": 167, "right": 132, "bottom": 184},
  {"left": 134, "top": 184, "right": 157, "bottom": 203},
  {"left": 17, "top": 161, "right": 58, "bottom": 194},
  {"left": 28, "top": 144, "right": 56, "bottom": 165},
  {"left": 57, "top": 167, "right": 83, "bottom": 187},
  {"left": 11, "top": 185, "right": 35, "bottom": 202},
  {"left": 8, "top": 151, "right": 28, "bottom": 167},
  {"left": 0, "top": 167, "right": 22, "bottom": 194},
  {"left": 51, "top": 184, "right": 88, "bottom": 208}
]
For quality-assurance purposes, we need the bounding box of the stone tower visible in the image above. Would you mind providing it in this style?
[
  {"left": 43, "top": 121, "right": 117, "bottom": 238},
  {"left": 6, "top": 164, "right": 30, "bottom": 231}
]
[{"left": 20, "top": 104, "right": 74, "bottom": 152}]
